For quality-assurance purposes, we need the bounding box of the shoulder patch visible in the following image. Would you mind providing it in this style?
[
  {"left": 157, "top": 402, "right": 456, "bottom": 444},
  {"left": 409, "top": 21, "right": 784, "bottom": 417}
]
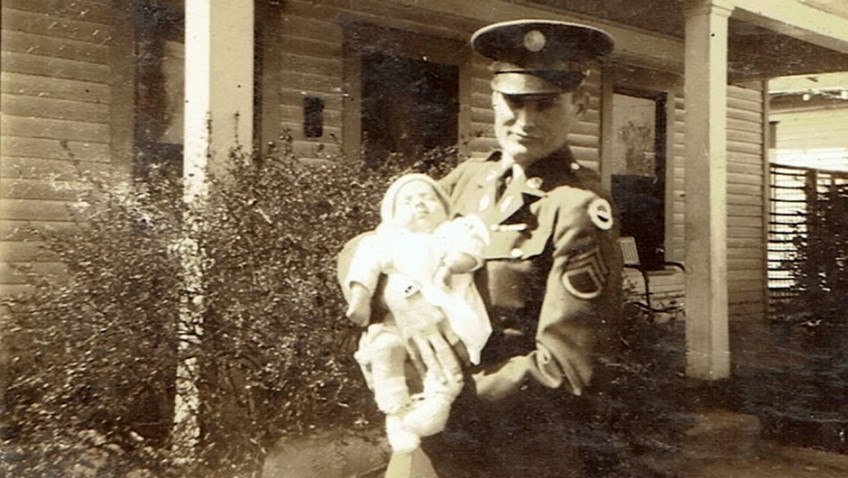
[
  {"left": 561, "top": 246, "right": 608, "bottom": 300},
  {"left": 588, "top": 198, "right": 613, "bottom": 230}
]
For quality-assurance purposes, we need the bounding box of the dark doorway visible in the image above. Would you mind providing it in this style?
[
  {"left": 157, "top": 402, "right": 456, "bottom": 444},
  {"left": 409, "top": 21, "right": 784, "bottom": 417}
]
[
  {"left": 360, "top": 51, "right": 458, "bottom": 166},
  {"left": 609, "top": 88, "right": 668, "bottom": 270}
]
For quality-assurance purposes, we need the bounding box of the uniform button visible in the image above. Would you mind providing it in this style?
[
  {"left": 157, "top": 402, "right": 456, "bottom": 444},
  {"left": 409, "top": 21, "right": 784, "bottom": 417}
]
[
  {"left": 526, "top": 177, "right": 543, "bottom": 189},
  {"left": 570, "top": 162, "right": 581, "bottom": 171},
  {"left": 510, "top": 248, "right": 523, "bottom": 258}
]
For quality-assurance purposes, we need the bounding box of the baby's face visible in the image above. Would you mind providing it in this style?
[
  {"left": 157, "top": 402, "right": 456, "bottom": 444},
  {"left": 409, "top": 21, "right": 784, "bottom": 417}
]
[{"left": 392, "top": 180, "right": 448, "bottom": 233}]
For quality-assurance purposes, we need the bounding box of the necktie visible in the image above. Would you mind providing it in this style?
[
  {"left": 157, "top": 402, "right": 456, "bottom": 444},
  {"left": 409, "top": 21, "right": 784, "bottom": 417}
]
[{"left": 495, "top": 165, "right": 513, "bottom": 202}]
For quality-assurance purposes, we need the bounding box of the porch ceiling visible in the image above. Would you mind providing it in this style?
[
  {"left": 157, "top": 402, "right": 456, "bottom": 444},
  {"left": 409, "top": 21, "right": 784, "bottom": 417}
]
[{"left": 525, "top": 0, "right": 848, "bottom": 80}]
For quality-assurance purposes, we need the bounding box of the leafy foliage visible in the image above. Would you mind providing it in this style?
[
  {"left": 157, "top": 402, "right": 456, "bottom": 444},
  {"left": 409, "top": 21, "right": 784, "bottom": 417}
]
[
  {"left": 762, "top": 178, "right": 848, "bottom": 453},
  {"left": 2, "top": 168, "right": 185, "bottom": 477},
  {"left": 1, "top": 137, "right": 458, "bottom": 477},
  {"left": 778, "top": 180, "right": 848, "bottom": 344}
]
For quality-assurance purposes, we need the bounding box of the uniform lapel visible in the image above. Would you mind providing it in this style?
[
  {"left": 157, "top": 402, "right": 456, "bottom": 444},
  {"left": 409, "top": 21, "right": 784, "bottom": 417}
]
[
  {"left": 493, "top": 177, "right": 526, "bottom": 221},
  {"left": 466, "top": 148, "right": 576, "bottom": 224},
  {"left": 473, "top": 159, "right": 509, "bottom": 222}
]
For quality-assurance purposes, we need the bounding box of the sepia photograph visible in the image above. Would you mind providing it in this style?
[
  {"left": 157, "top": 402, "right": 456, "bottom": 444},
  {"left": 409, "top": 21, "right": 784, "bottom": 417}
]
[{"left": 1, "top": 1, "right": 847, "bottom": 477}]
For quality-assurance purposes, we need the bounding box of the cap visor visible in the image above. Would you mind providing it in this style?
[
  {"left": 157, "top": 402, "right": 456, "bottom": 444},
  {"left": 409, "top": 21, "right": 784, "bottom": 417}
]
[{"left": 491, "top": 73, "right": 562, "bottom": 95}]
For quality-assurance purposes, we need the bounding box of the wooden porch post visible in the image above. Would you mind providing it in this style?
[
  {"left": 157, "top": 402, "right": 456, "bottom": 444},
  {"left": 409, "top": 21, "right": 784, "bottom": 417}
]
[
  {"left": 683, "top": 0, "right": 733, "bottom": 380},
  {"left": 174, "top": 0, "right": 254, "bottom": 458},
  {"left": 184, "top": 0, "right": 254, "bottom": 192}
]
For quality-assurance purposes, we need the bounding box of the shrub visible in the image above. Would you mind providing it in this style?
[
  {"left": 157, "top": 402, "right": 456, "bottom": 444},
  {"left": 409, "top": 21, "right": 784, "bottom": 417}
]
[
  {"left": 2, "top": 137, "right": 458, "bottom": 477},
  {"left": 778, "top": 180, "right": 848, "bottom": 346},
  {"left": 762, "top": 178, "right": 848, "bottom": 453},
  {"left": 2, "top": 167, "right": 186, "bottom": 477}
]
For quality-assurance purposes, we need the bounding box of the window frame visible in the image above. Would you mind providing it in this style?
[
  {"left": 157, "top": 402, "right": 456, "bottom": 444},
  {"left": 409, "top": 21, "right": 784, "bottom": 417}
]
[{"left": 340, "top": 21, "right": 471, "bottom": 162}]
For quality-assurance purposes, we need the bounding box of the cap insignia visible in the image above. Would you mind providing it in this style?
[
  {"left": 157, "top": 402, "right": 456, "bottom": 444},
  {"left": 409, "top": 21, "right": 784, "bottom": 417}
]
[{"left": 524, "top": 30, "right": 546, "bottom": 52}]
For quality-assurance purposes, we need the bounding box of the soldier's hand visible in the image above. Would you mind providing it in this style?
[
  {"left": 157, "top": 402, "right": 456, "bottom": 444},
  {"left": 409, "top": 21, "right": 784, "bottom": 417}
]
[
  {"left": 405, "top": 320, "right": 463, "bottom": 385},
  {"left": 472, "top": 356, "right": 529, "bottom": 402}
]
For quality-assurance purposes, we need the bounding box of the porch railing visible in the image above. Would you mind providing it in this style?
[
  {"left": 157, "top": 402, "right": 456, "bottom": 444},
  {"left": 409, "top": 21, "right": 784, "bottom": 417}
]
[{"left": 768, "top": 163, "right": 848, "bottom": 318}]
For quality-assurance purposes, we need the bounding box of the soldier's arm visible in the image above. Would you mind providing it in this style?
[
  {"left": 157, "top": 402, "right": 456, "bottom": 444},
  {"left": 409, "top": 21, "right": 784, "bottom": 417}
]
[
  {"left": 474, "top": 188, "right": 623, "bottom": 399},
  {"left": 438, "top": 156, "right": 488, "bottom": 200},
  {"left": 437, "top": 161, "right": 464, "bottom": 196}
]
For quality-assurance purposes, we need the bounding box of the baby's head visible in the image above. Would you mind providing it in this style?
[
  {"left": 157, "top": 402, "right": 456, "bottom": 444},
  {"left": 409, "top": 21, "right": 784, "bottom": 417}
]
[{"left": 381, "top": 174, "right": 450, "bottom": 233}]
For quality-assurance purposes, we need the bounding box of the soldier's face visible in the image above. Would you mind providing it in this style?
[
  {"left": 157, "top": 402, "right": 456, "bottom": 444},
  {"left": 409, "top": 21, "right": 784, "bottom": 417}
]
[
  {"left": 392, "top": 180, "right": 448, "bottom": 233},
  {"left": 493, "top": 91, "right": 584, "bottom": 166}
]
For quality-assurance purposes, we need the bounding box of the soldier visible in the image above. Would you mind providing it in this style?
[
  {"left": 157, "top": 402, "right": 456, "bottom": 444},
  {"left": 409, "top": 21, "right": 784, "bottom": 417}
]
[{"left": 341, "top": 20, "right": 623, "bottom": 478}]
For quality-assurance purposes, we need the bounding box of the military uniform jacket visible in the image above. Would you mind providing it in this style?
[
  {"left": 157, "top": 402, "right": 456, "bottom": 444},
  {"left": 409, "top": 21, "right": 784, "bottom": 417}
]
[{"left": 439, "top": 147, "right": 623, "bottom": 396}]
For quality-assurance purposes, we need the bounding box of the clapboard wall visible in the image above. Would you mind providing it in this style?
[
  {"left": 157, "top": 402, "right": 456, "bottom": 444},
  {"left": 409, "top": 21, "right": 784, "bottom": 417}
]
[
  {"left": 1, "top": 0, "right": 117, "bottom": 296},
  {"left": 659, "top": 83, "right": 765, "bottom": 321},
  {"left": 0, "top": 0, "right": 123, "bottom": 294},
  {"left": 268, "top": 0, "right": 604, "bottom": 165},
  {"left": 771, "top": 106, "right": 848, "bottom": 172},
  {"left": 726, "top": 84, "right": 767, "bottom": 320}
]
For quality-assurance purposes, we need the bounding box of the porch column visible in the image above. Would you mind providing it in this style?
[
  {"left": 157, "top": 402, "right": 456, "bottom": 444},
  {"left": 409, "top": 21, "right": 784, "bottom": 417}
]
[
  {"left": 184, "top": 0, "right": 254, "bottom": 196},
  {"left": 174, "top": 0, "right": 254, "bottom": 456},
  {"left": 683, "top": 0, "right": 733, "bottom": 380}
]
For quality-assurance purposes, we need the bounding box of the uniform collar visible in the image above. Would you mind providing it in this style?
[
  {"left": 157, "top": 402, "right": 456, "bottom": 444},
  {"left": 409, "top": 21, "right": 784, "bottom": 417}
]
[
  {"left": 482, "top": 147, "right": 578, "bottom": 193},
  {"left": 524, "top": 146, "right": 578, "bottom": 182}
]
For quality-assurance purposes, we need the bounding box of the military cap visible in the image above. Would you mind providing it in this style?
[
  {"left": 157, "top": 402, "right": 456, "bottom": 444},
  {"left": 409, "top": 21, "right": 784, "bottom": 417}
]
[{"left": 471, "top": 20, "right": 614, "bottom": 95}]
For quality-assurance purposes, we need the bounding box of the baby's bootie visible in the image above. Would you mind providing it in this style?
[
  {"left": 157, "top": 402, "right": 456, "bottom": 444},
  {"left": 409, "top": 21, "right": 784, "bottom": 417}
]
[
  {"left": 386, "top": 413, "right": 421, "bottom": 453},
  {"left": 401, "top": 393, "right": 453, "bottom": 437},
  {"left": 374, "top": 376, "right": 410, "bottom": 415}
]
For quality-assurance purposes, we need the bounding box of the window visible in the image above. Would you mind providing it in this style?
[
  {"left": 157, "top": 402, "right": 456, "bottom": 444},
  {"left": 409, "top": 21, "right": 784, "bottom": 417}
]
[
  {"left": 609, "top": 88, "right": 668, "bottom": 270},
  {"left": 134, "top": 3, "right": 184, "bottom": 181},
  {"left": 343, "top": 23, "right": 466, "bottom": 167},
  {"left": 360, "top": 51, "right": 458, "bottom": 166}
]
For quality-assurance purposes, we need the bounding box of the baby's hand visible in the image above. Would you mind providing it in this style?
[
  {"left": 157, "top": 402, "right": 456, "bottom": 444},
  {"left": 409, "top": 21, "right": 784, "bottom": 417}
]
[
  {"left": 346, "top": 301, "right": 370, "bottom": 327},
  {"left": 346, "top": 284, "right": 372, "bottom": 326},
  {"left": 433, "top": 264, "right": 452, "bottom": 288}
]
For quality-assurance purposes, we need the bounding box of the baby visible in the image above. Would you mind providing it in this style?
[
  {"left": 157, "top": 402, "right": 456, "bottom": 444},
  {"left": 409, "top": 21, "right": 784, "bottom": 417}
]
[{"left": 343, "top": 173, "right": 491, "bottom": 453}]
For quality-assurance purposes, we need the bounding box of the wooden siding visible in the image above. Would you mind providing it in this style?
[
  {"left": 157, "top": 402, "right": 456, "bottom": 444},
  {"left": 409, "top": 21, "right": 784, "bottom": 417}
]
[
  {"left": 771, "top": 106, "right": 848, "bottom": 172},
  {"left": 664, "top": 84, "right": 766, "bottom": 321},
  {"left": 273, "top": 2, "right": 352, "bottom": 158},
  {"left": 668, "top": 93, "right": 687, "bottom": 263},
  {"left": 270, "top": 0, "right": 481, "bottom": 160},
  {"left": 726, "top": 84, "right": 766, "bottom": 320},
  {"left": 0, "top": 2, "right": 115, "bottom": 295},
  {"left": 270, "top": 0, "right": 605, "bottom": 165}
]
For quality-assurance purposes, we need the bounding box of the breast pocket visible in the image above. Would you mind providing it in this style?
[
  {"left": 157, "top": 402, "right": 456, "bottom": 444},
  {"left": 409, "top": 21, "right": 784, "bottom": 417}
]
[
  {"left": 484, "top": 227, "right": 550, "bottom": 260},
  {"left": 481, "top": 227, "right": 551, "bottom": 310}
]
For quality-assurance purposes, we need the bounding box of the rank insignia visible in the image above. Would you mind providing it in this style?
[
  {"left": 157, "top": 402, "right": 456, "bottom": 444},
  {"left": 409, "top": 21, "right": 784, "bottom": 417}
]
[{"left": 561, "top": 246, "right": 608, "bottom": 299}]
